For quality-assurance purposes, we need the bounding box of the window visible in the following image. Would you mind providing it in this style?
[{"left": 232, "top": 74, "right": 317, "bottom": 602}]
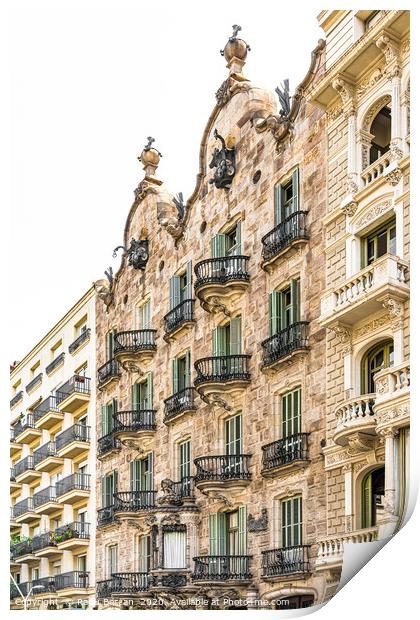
[
  {"left": 76, "top": 362, "right": 88, "bottom": 377},
  {"left": 212, "top": 317, "right": 242, "bottom": 356},
  {"left": 363, "top": 218, "right": 396, "bottom": 267},
  {"left": 365, "top": 10, "right": 383, "bottom": 30},
  {"left": 52, "top": 562, "right": 61, "bottom": 576},
  {"left": 102, "top": 472, "right": 118, "bottom": 507},
  {"left": 77, "top": 555, "right": 87, "bottom": 572},
  {"left": 225, "top": 413, "right": 242, "bottom": 456},
  {"left": 369, "top": 106, "right": 391, "bottom": 165},
  {"left": 105, "top": 330, "right": 116, "bottom": 361},
  {"left": 274, "top": 169, "right": 299, "bottom": 225},
  {"left": 130, "top": 453, "right": 153, "bottom": 491},
  {"left": 362, "top": 340, "right": 394, "bottom": 393},
  {"left": 163, "top": 528, "right": 186, "bottom": 568},
  {"left": 361, "top": 467, "right": 385, "bottom": 527},
  {"left": 208, "top": 507, "right": 247, "bottom": 555},
  {"left": 32, "top": 568, "right": 39, "bottom": 581},
  {"left": 12, "top": 380, "right": 21, "bottom": 395},
  {"left": 137, "top": 299, "right": 151, "bottom": 329},
  {"left": 169, "top": 262, "right": 192, "bottom": 309},
  {"left": 275, "top": 595, "right": 314, "bottom": 609},
  {"left": 269, "top": 280, "right": 300, "bottom": 335},
  {"left": 281, "top": 388, "right": 301, "bottom": 437},
  {"left": 101, "top": 400, "right": 117, "bottom": 436},
  {"left": 30, "top": 361, "right": 40, "bottom": 378},
  {"left": 132, "top": 372, "right": 153, "bottom": 409},
  {"left": 107, "top": 545, "right": 118, "bottom": 578},
  {"left": 138, "top": 535, "right": 151, "bottom": 573},
  {"left": 179, "top": 439, "right": 191, "bottom": 480},
  {"left": 279, "top": 496, "right": 302, "bottom": 547},
  {"left": 75, "top": 315, "right": 88, "bottom": 337},
  {"left": 172, "top": 352, "right": 191, "bottom": 394},
  {"left": 211, "top": 220, "right": 242, "bottom": 257},
  {"left": 50, "top": 340, "right": 62, "bottom": 360}
]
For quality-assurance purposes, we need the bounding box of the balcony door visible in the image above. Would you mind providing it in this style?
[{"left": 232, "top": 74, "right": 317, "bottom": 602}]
[
  {"left": 361, "top": 467, "right": 385, "bottom": 528},
  {"left": 105, "top": 330, "right": 116, "bottom": 361},
  {"left": 209, "top": 508, "right": 247, "bottom": 572},
  {"left": 362, "top": 340, "right": 394, "bottom": 394},
  {"left": 107, "top": 544, "right": 118, "bottom": 579},
  {"left": 131, "top": 454, "right": 153, "bottom": 492},
  {"left": 274, "top": 169, "right": 299, "bottom": 225},
  {"left": 211, "top": 221, "right": 242, "bottom": 258},
  {"left": 102, "top": 472, "right": 117, "bottom": 508},
  {"left": 101, "top": 400, "right": 116, "bottom": 437},
  {"left": 179, "top": 439, "right": 191, "bottom": 480},
  {"left": 269, "top": 280, "right": 300, "bottom": 336},
  {"left": 172, "top": 353, "right": 191, "bottom": 394},
  {"left": 169, "top": 261, "right": 192, "bottom": 309},
  {"left": 225, "top": 413, "right": 242, "bottom": 474},
  {"left": 132, "top": 373, "right": 153, "bottom": 411},
  {"left": 281, "top": 388, "right": 302, "bottom": 456},
  {"left": 280, "top": 496, "right": 302, "bottom": 548},
  {"left": 138, "top": 535, "right": 151, "bottom": 576},
  {"left": 212, "top": 318, "right": 242, "bottom": 358},
  {"left": 136, "top": 299, "right": 151, "bottom": 330}
]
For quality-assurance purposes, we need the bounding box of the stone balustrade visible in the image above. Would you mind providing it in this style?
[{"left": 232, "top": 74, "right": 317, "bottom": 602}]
[
  {"left": 360, "top": 152, "right": 391, "bottom": 187},
  {"left": 334, "top": 394, "right": 376, "bottom": 446},
  {"left": 316, "top": 527, "right": 378, "bottom": 569}
]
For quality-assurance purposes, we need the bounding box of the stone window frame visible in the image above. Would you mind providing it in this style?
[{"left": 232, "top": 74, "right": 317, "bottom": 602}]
[
  {"left": 271, "top": 381, "right": 305, "bottom": 441},
  {"left": 171, "top": 434, "right": 192, "bottom": 482},
  {"left": 356, "top": 91, "right": 392, "bottom": 174},
  {"left": 270, "top": 489, "right": 306, "bottom": 549},
  {"left": 215, "top": 408, "right": 244, "bottom": 456},
  {"left": 352, "top": 461, "right": 385, "bottom": 531},
  {"left": 347, "top": 331, "right": 395, "bottom": 398}
]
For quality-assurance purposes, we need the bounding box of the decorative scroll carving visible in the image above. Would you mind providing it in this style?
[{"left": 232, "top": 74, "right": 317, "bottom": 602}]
[
  {"left": 247, "top": 508, "right": 268, "bottom": 532},
  {"left": 375, "top": 34, "right": 400, "bottom": 65},
  {"left": 93, "top": 267, "right": 114, "bottom": 311},
  {"left": 356, "top": 66, "right": 384, "bottom": 97},
  {"left": 381, "top": 296, "right": 404, "bottom": 330},
  {"left": 353, "top": 200, "right": 392, "bottom": 230},
  {"left": 384, "top": 167, "right": 403, "bottom": 186},
  {"left": 353, "top": 314, "right": 389, "bottom": 340}
]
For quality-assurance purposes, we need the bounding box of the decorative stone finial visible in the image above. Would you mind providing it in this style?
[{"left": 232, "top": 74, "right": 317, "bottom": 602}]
[
  {"left": 220, "top": 25, "right": 250, "bottom": 75},
  {"left": 138, "top": 136, "right": 162, "bottom": 176}
]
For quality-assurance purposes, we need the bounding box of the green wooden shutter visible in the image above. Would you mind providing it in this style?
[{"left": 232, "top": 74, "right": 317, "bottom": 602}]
[
  {"left": 131, "top": 384, "right": 138, "bottom": 410},
  {"left": 235, "top": 221, "right": 242, "bottom": 255},
  {"left": 217, "top": 513, "right": 227, "bottom": 554},
  {"left": 146, "top": 372, "right": 153, "bottom": 408},
  {"left": 211, "top": 234, "right": 227, "bottom": 258},
  {"left": 229, "top": 317, "right": 242, "bottom": 355},
  {"left": 269, "top": 291, "right": 281, "bottom": 336},
  {"left": 145, "top": 452, "right": 153, "bottom": 491},
  {"left": 291, "top": 279, "right": 300, "bottom": 324},
  {"left": 238, "top": 506, "right": 247, "bottom": 554},
  {"left": 212, "top": 326, "right": 227, "bottom": 356},
  {"left": 101, "top": 476, "right": 106, "bottom": 507},
  {"left": 169, "top": 276, "right": 181, "bottom": 310},
  {"left": 185, "top": 351, "right": 191, "bottom": 387},
  {"left": 186, "top": 261, "right": 193, "bottom": 299},
  {"left": 362, "top": 473, "right": 372, "bottom": 528},
  {"left": 101, "top": 405, "right": 107, "bottom": 436},
  {"left": 172, "top": 358, "right": 179, "bottom": 394},
  {"left": 274, "top": 183, "right": 282, "bottom": 225},
  {"left": 112, "top": 470, "right": 118, "bottom": 494},
  {"left": 292, "top": 168, "right": 300, "bottom": 213},
  {"left": 209, "top": 514, "right": 217, "bottom": 554}
]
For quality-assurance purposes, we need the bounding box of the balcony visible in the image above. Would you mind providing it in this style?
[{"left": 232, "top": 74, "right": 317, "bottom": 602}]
[
  {"left": 97, "top": 359, "right": 121, "bottom": 389},
  {"left": 56, "top": 375, "right": 91, "bottom": 413},
  {"left": 194, "top": 355, "right": 251, "bottom": 399},
  {"left": 56, "top": 473, "right": 90, "bottom": 504},
  {"left": 114, "top": 329, "right": 157, "bottom": 372},
  {"left": 55, "top": 423, "right": 90, "bottom": 458},
  {"left": 33, "top": 396, "right": 63, "bottom": 430},
  {"left": 261, "top": 322, "right": 309, "bottom": 370},
  {"left": 112, "top": 409, "right": 156, "bottom": 447},
  {"left": 46, "top": 351, "right": 65, "bottom": 375},
  {"left": 32, "top": 531, "right": 62, "bottom": 558},
  {"left": 261, "top": 211, "right": 309, "bottom": 270},
  {"left": 320, "top": 254, "right": 409, "bottom": 328},
  {"left": 97, "top": 579, "right": 114, "bottom": 599},
  {"left": 360, "top": 152, "right": 391, "bottom": 190},
  {"left": 97, "top": 505, "right": 117, "bottom": 527},
  {"left": 14, "top": 414, "right": 42, "bottom": 444},
  {"left": 10, "top": 428, "right": 22, "bottom": 457},
  {"left": 34, "top": 441, "right": 63, "bottom": 472},
  {"left": 15, "top": 456, "right": 41, "bottom": 484},
  {"left": 26, "top": 373, "right": 43, "bottom": 394},
  {"left": 98, "top": 432, "right": 121, "bottom": 458},
  {"left": 10, "top": 539, "right": 37, "bottom": 563},
  {"left": 10, "top": 581, "right": 31, "bottom": 599},
  {"left": 10, "top": 467, "right": 21, "bottom": 494},
  {"left": 334, "top": 394, "right": 376, "bottom": 447},
  {"left": 192, "top": 556, "right": 252, "bottom": 583},
  {"left": 261, "top": 433, "right": 310, "bottom": 477},
  {"left": 164, "top": 299, "right": 195, "bottom": 340},
  {"left": 10, "top": 390, "right": 23, "bottom": 409},
  {"left": 34, "top": 486, "right": 59, "bottom": 515},
  {"left": 194, "top": 256, "right": 250, "bottom": 313},
  {"left": 54, "top": 570, "right": 90, "bottom": 592},
  {"left": 194, "top": 455, "right": 251, "bottom": 494},
  {"left": 164, "top": 387, "right": 197, "bottom": 424},
  {"left": 55, "top": 521, "right": 90, "bottom": 551},
  {"left": 69, "top": 328, "right": 91, "bottom": 354},
  {"left": 13, "top": 498, "right": 39, "bottom": 524},
  {"left": 31, "top": 576, "right": 57, "bottom": 594},
  {"left": 113, "top": 490, "right": 156, "bottom": 517},
  {"left": 316, "top": 527, "right": 378, "bottom": 571},
  {"left": 261, "top": 545, "right": 311, "bottom": 580},
  {"left": 374, "top": 362, "right": 410, "bottom": 433},
  {"left": 110, "top": 573, "right": 149, "bottom": 595}
]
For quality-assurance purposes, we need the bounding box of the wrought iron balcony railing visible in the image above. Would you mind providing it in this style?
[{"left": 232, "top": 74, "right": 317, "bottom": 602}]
[
  {"left": 56, "top": 473, "right": 90, "bottom": 497},
  {"left": 15, "top": 456, "right": 36, "bottom": 478},
  {"left": 113, "top": 409, "right": 156, "bottom": 433},
  {"left": 96, "top": 579, "right": 114, "bottom": 598},
  {"left": 261, "top": 321, "right": 309, "bottom": 366},
  {"left": 34, "top": 441, "right": 58, "bottom": 466},
  {"left": 33, "top": 396, "right": 60, "bottom": 423},
  {"left": 69, "top": 328, "right": 91, "bottom": 353},
  {"left": 13, "top": 497, "right": 35, "bottom": 518},
  {"left": 261, "top": 211, "right": 308, "bottom": 263},
  {"left": 46, "top": 352, "right": 65, "bottom": 375},
  {"left": 111, "top": 572, "right": 149, "bottom": 593},
  {"left": 164, "top": 387, "right": 197, "bottom": 422},
  {"left": 54, "top": 520, "right": 90, "bottom": 541},
  {"left": 194, "top": 255, "right": 250, "bottom": 288},
  {"left": 10, "top": 391, "right": 23, "bottom": 408},
  {"left": 261, "top": 544, "right": 310, "bottom": 577},
  {"left": 25, "top": 373, "right": 43, "bottom": 393},
  {"left": 33, "top": 486, "right": 57, "bottom": 508},
  {"left": 97, "top": 505, "right": 117, "bottom": 527},
  {"left": 261, "top": 433, "right": 310, "bottom": 471},
  {"left": 54, "top": 571, "right": 90, "bottom": 590},
  {"left": 194, "top": 355, "right": 251, "bottom": 385},
  {"left": 114, "top": 490, "right": 156, "bottom": 512},
  {"left": 98, "top": 432, "right": 121, "bottom": 456},
  {"left": 12, "top": 414, "right": 37, "bottom": 439},
  {"left": 194, "top": 455, "right": 252, "bottom": 482},
  {"left": 55, "top": 423, "right": 90, "bottom": 451},
  {"left": 11, "top": 539, "right": 33, "bottom": 559},
  {"left": 192, "top": 555, "right": 252, "bottom": 581},
  {"left": 10, "top": 467, "right": 16, "bottom": 481},
  {"left": 97, "top": 359, "right": 121, "bottom": 385},
  {"left": 31, "top": 576, "right": 57, "bottom": 593},
  {"left": 32, "top": 531, "right": 58, "bottom": 552},
  {"left": 114, "top": 329, "right": 157, "bottom": 354},
  {"left": 164, "top": 299, "right": 195, "bottom": 335},
  {"left": 172, "top": 476, "right": 195, "bottom": 499},
  {"left": 56, "top": 375, "right": 91, "bottom": 402},
  {"left": 10, "top": 581, "right": 30, "bottom": 598}
]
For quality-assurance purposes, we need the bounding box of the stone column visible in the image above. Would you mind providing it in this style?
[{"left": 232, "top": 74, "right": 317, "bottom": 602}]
[
  {"left": 343, "top": 463, "right": 354, "bottom": 532},
  {"left": 379, "top": 429, "right": 399, "bottom": 537}
]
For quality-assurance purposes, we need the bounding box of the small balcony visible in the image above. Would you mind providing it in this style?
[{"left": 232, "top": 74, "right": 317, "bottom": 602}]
[
  {"left": 98, "top": 432, "right": 121, "bottom": 458},
  {"left": 25, "top": 373, "right": 43, "bottom": 395},
  {"left": 164, "top": 299, "right": 195, "bottom": 340},
  {"left": 56, "top": 473, "right": 90, "bottom": 504},
  {"left": 261, "top": 322, "right": 309, "bottom": 370},
  {"left": 261, "top": 545, "right": 311, "bottom": 580},
  {"left": 15, "top": 456, "right": 42, "bottom": 485},
  {"left": 10, "top": 390, "right": 23, "bottom": 409},
  {"left": 14, "top": 414, "right": 42, "bottom": 444},
  {"left": 54, "top": 570, "right": 90, "bottom": 592},
  {"left": 55, "top": 521, "right": 90, "bottom": 551},
  {"left": 46, "top": 351, "right": 65, "bottom": 375},
  {"left": 155, "top": 476, "right": 196, "bottom": 508},
  {"left": 56, "top": 375, "right": 91, "bottom": 413},
  {"left": 32, "top": 531, "right": 62, "bottom": 558},
  {"left": 192, "top": 555, "right": 252, "bottom": 583},
  {"left": 69, "top": 328, "right": 91, "bottom": 354},
  {"left": 55, "top": 423, "right": 90, "bottom": 458},
  {"left": 114, "top": 329, "right": 157, "bottom": 371},
  {"left": 97, "top": 579, "right": 114, "bottom": 598},
  {"left": 33, "top": 486, "right": 59, "bottom": 515},
  {"left": 320, "top": 254, "right": 409, "bottom": 328},
  {"left": 108, "top": 573, "right": 149, "bottom": 595},
  {"left": 10, "top": 581, "right": 31, "bottom": 599},
  {"left": 164, "top": 387, "right": 197, "bottom": 423},
  {"left": 33, "top": 396, "right": 63, "bottom": 430},
  {"left": 13, "top": 498, "right": 39, "bottom": 524},
  {"left": 315, "top": 527, "right": 378, "bottom": 571},
  {"left": 10, "top": 467, "right": 21, "bottom": 494},
  {"left": 261, "top": 211, "right": 309, "bottom": 270},
  {"left": 34, "top": 441, "right": 63, "bottom": 472},
  {"left": 194, "top": 455, "right": 251, "bottom": 494},
  {"left": 10, "top": 428, "right": 22, "bottom": 457},
  {"left": 97, "top": 358, "right": 121, "bottom": 389},
  {"left": 10, "top": 539, "right": 37, "bottom": 564},
  {"left": 194, "top": 354, "right": 251, "bottom": 399},
  {"left": 113, "top": 490, "right": 156, "bottom": 517},
  {"left": 97, "top": 505, "right": 117, "bottom": 527},
  {"left": 112, "top": 409, "right": 156, "bottom": 447},
  {"left": 261, "top": 433, "right": 310, "bottom": 477},
  {"left": 31, "top": 576, "right": 57, "bottom": 595},
  {"left": 360, "top": 151, "right": 391, "bottom": 189},
  {"left": 334, "top": 394, "right": 376, "bottom": 447},
  {"left": 194, "top": 256, "right": 250, "bottom": 313},
  {"left": 374, "top": 361, "right": 410, "bottom": 433}
]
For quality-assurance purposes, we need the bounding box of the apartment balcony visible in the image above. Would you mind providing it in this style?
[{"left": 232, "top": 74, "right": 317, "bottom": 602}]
[
  {"left": 334, "top": 394, "right": 376, "bottom": 447},
  {"left": 33, "top": 396, "right": 63, "bottom": 430},
  {"left": 192, "top": 555, "right": 252, "bottom": 584},
  {"left": 97, "top": 579, "right": 114, "bottom": 599},
  {"left": 164, "top": 299, "right": 195, "bottom": 340},
  {"left": 113, "top": 490, "right": 156, "bottom": 517},
  {"left": 261, "top": 433, "right": 310, "bottom": 477},
  {"left": 10, "top": 539, "right": 38, "bottom": 564},
  {"left": 51, "top": 570, "right": 90, "bottom": 593},
  {"left": 261, "top": 211, "right": 309, "bottom": 270},
  {"left": 261, "top": 322, "right": 309, "bottom": 370},
  {"left": 112, "top": 409, "right": 156, "bottom": 447},
  {"left": 194, "top": 256, "right": 250, "bottom": 313},
  {"left": 194, "top": 455, "right": 251, "bottom": 494},
  {"left": 32, "top": 531, "right": 62, "bottom": 558},
  {"left": 31, "top": 576, "right": 57, "bottom": 595},
  {"left": 56, "top": 473, "right": 90, "bottom": 504},
  {"left": 10, "top": 390, "right": 23, "bottom": 409},
  {"left": 97, "top": 359, "right": 121, "bottom": 389},
  {"left": 46, "top": 351, "right": 65, "bottom": 375},
  {"left": 374, "top": 362, "right": 410, "bottom": 433},
  {"left": 97, "top": 505, "right": 117, "bottom": 527},
  {"left": 55, "top": 423, "right": 90, "bottom": 458},
  {"left": 10, "top": 467, "right": 21, "bottom": 495},
  {"left": 10, "top": 428, "right": 22, "bottom": 457},
  {"left": 14, "top": 414, "right": 42, "bottom": 444},
  {"left": 114, "top": 329, "right": 157, "bottom": 372},
  {"left": 26, "top": 373, "right": 43, "bottom": 395},
  {"left": 164, "top": 387, "right": 197, "bottom": 424},
  {"left": 13, "top": 498, "right": 39, "bottom": 524},
  {"left": 69, "top": 328, "right": 91, "bottom": 354},
  {"left": 34, "top": 441, "right": 63, "bottom": 472},
  {"left": 15, "top": 456, "right": 42, "bottom": 485},
  {"left": 10, "top": 581, "right": 30, "bottom": 599},
  {"left": 261, "top": 545, "right": 311, "bottom": 581},
  {"left": 55, "top": 521, "right": 90, "bottom": 551},
  {"left": 110, "top": 573, "right": 150, "bottom": 595},
  {"left": 149, "top": 572, "right": 189, "bottom": 590},
  {"left": 10, "top": 506, "right": 20, "bottom": 531},
  {"left": 315, "top": 527, "right": 378, "bottom": 572},
  {"left": 34, "top": 486, "right": 60, "bottom": 515},
  {"left": 194, "top": 354, "right": 251, "bottom": 400},
  {"left": 56, "top": 375, "right": 91, "bottom": 413},
  {"left": 98, "top": 432, "right": 121, "bottom": 458},
  {"left": 320, "top": 254, "right": 409, "bottom": 328},
  {"left": 359, "top": 152, "right": 391, "bottom": 191}
]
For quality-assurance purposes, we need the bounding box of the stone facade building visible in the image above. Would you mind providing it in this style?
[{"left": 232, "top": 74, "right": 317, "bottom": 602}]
[{"left": 10, "top": 288, "right": 97, "bottom": 609}]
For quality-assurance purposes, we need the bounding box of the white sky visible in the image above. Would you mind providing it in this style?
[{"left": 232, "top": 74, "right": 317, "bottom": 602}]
[{"left": 9, "top": 0, "right": 323, "bottom": 361}]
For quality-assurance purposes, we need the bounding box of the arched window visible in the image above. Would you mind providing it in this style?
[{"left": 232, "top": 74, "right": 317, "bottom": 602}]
[
  {"left": 361, "top": 340, "right": 394, "bottom": 393},
  {"left": 275, "top": 595, "right": 314, "bottom": 609},
  {"left": 369, "top": 106, "right": 391, "bottom": 164},
  {"left": 361, "top": 467, "right": 385, "bottom": 528}
]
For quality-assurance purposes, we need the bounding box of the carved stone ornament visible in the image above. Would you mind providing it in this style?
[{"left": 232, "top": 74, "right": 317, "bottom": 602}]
[
  {"left": 353, "top": 200, "right": 392, "bottom": 231},
  {"left": 201, "top": 392, "right": 232, "bottom": 411},
  {"left": 381, "top": 296, "right": 404, "bottom": 330},
  {"left": 247, "top": 508, "right": 268, "bottom": 532},
  {"left": 384, "top": 166, "right": 403, "bottom": 187},
  {"left": 209, "top": 129, "right": 236, "bottom": 190},
  {"left": 113, "top": 238, "right": 150, "bottom": 270},
  {"left": 375, "top": 34, "right": 400, "bottom": 65},
  {"left": 328, "top": 324, "right": 352, "bottom": 345},
  {"left": 157, "top": 479, "right": 182, "bottom": 506},
  {"left": 93, "top": 267, "right": 114, "bottom": 311},
  {"left": 341, "top": 199, "right": 358, "bottom": 218},
  {"left": 389, "top": 139, "right": 404, "bottom": 162}
]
